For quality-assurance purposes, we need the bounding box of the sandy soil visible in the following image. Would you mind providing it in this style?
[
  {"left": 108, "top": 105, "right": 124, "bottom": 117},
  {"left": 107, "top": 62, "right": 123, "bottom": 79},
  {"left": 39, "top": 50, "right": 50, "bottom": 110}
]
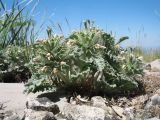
[{"left": 0, "top": 83, "right": 40, "bottom": 118}]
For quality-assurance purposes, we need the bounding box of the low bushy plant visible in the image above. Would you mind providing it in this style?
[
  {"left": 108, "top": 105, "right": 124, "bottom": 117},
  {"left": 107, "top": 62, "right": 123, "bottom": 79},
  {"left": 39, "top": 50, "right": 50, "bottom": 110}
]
[
  {"left": 0, "top": 45, "right": 31, "bottom": 82},
  {"left": 0, "top": 0, "right": 37, "bottom": 83},
  {"left": 25, "top": 20, "right": 144, "bottom": 95}
]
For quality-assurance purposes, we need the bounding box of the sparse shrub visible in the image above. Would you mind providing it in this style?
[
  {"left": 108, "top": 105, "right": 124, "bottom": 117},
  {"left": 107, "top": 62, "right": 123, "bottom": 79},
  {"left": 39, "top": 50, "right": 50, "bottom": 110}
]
[
  {"left": 0, "top": 45, "right": 31, "bottom": 82},
  {"left": 24, "top": 20, "right": 144, "bottom": 95},
  {"left": 0, "top": 0, "right": 37, "bottom": 83}
]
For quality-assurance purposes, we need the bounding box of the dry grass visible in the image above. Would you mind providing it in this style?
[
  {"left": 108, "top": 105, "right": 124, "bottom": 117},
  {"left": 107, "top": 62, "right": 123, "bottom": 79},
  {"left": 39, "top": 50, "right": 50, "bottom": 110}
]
[{"left": 133, "top": 47, "right": 160, "bottom": 62}]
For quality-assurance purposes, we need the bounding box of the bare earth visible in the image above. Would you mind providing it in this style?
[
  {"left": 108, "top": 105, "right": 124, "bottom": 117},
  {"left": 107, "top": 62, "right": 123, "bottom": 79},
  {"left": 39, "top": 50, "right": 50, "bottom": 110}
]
[{"left": 0, "top": 83, "right": 39, "bottom": 118}]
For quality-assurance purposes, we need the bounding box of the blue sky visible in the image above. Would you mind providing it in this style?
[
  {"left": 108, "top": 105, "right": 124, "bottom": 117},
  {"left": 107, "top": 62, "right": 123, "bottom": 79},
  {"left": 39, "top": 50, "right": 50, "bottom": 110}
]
[{"left": 3, "top": 0, "right": 160, "bottom": 48}]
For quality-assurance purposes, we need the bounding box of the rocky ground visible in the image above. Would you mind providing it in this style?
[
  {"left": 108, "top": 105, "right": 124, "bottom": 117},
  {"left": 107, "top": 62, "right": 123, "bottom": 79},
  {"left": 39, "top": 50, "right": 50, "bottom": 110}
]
[
  {"left": 0, "top": 83, "right": 40, "bottom": 120},
  {"left": 0, "top": 59, "right": 160, "bottom": 120}
]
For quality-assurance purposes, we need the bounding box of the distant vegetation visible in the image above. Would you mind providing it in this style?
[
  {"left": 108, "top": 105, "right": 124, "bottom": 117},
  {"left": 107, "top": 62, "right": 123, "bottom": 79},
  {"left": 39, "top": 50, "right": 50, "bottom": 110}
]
[{"left": 133, "top": 47, "right": 160, "bottom": 62}]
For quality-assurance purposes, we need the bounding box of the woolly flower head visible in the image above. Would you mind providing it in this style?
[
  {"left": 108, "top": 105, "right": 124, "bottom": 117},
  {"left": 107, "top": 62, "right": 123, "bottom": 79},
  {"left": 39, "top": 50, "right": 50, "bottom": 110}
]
[
  {"left": 120, "top": 51, "right": 125, "bottom": 55},
  {"left": 32, "top": 56, "right": 40, "bottom": 63},
  {"left": 42, "top": 39, "right": 48, "bottom": 44},
  {"left": 46, "top": 53, "right": 52, "bottom": 60},
  {"left": 40, "top": 66, "right": 48, "bottom": 72},
  {"left": 94, "top": 44, "right": 106, "bottom": 49},
  {"left": 115, "top": 44, "right": 120, "bottom": 49},
  {"left": 138, "top": 56, "right": 143, "bottom": 61},
  {"left": 52, "top": 68, "right": 59, "bottom": 74},
  {"left": 66, "top": 39, "right": 75, "bottom": 46},
  {"left": 60, "top": 61, "right": 66, "bottom": 65}
]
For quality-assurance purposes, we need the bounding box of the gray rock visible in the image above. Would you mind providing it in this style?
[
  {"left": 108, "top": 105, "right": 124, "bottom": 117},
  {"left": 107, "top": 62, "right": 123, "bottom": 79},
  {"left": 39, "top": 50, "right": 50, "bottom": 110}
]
[
  {"left": 26, "top": 97, "right": 53, "bottom": 108},
  {"left": 29, "top": 96, "right": 120, "bottom": 120},
  {"left": 111, "top": 106, "right": 126, "bottom": 119},
  {"left": 3, "top": 111, "right": 20, "bottom": 120},
  {"left": 91, "top": 96, "right": 106, "bottom": 107},
  {"left": 145, "top": 64, "right": 151, "bottom": 71},
  {"left": 26, "top": 97, "right": 60, "bottom": 114},
  {"left": 54, "top": 97, "right": 69, "bottom": 112},
  {"left": 146, "top": 117, "right": 160, "bottom": 120},
  {"left": 62, "top": 104, "right": 114, "bottom": 120},
  {"left": 150, "top": 59, "right": 160, "bottom": 72},
  {"left": 143, "top": 94, "right": 160, "bottom": 119},
  {"left": 151, "top": 94, "right": 160, "bottom": 105},
  {"left": 54, "top": 113, "right": 67, "bottom": 120},
  {"left": 145, "top": 94, "right": 160, "bottom": 109},
  {"left": 91, "top": 96, "right": 115, "bottom": 115},
  {"left": 55, "top": 96, "right": 119, "bottom": 120},
  {"left": 24, "top": 109, "right": 56, "bottom": 120},
  {"left": 123, "top": 107, "right": 134, "bottom": 120}
]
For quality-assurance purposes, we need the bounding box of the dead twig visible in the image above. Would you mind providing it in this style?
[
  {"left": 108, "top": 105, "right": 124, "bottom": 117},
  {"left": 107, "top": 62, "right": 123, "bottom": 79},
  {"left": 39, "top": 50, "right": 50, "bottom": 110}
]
[{"left": 76, "top": 95, "right": 90, "bottom": 103}]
